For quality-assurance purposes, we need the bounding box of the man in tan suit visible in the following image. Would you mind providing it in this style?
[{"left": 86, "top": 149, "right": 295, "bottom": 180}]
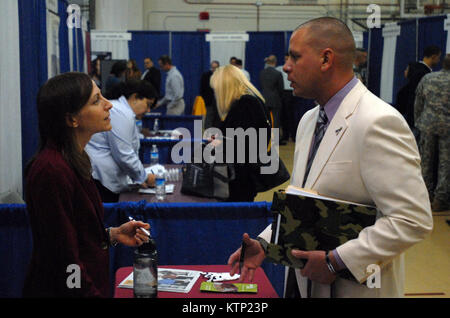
[{"left": 228, "top": 17, "right": 433, "bottom": 298}]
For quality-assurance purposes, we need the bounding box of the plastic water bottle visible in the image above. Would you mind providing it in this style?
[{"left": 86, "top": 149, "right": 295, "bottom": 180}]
[
  {"left": 136, "top": 119, "right": 143, "bottom": 133},
  {"left": 153, "top": 118, "right": 160, "bottom": 134},
  {"left": 133, "top": 238, "right": 158, "bottom": 298},
  {"left": 150, "top": 144, "right": 159, "bottom": 165},
  {"left": 155, "top": 171, "right": 166, "bottom": 201}
]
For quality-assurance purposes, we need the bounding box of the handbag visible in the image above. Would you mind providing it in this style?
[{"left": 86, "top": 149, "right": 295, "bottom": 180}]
[
  {"left": 250, "top": 151, "right": 290, "bottom": 193},
  {"left": 181, "top": 162, "right": 235, "bottom": 200}
]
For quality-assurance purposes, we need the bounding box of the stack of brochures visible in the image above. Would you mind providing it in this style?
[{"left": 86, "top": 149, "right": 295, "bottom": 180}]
[{"left": 118, "top": 268, "right": 202, "bottom": 293}]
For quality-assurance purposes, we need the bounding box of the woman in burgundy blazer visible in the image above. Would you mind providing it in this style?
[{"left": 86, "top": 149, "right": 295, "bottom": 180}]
[{"left": 23, "top": 72, "right": 150, "bottom": 297}]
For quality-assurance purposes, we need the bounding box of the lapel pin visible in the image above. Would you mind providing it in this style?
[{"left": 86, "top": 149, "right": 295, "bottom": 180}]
[{"left": 335, "top": 127, "right": 343, "bottom": 135}]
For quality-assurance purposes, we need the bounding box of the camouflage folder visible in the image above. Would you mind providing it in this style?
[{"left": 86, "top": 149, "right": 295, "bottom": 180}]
[{"left": 266, "top": 188, "right": 377, "bottom": 270}]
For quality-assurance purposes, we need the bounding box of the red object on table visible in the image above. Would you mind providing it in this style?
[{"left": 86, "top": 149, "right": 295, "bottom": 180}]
[{"left": 114, "top": 265, "right": 279, "bottom": 298}]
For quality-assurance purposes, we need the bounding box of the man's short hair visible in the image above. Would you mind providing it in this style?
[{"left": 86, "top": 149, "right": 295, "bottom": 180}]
[
  {"left": 264, "top": 55, "right": 277, "bottom": 65},
  {"left": 423, "top": 45, "right": 441, "bottom": 58},
  {"left": 158, "top": 55, "right": 172, "bottom": 65},
  {"left": 295, "top": 17, "right": 356, "bottom": 70},
  {"left": 235, "top": 59, "right": 243, "bottom": 66}
]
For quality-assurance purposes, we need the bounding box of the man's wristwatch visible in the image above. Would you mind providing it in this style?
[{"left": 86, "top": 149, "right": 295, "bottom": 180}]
[{"left": 256, "top": 237, "right": 269, "bottom": 254}]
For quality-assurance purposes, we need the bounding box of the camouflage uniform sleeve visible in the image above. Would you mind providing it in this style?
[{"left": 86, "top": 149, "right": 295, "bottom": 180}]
[{"left": 414, "top": 77, "right": 426, "bottom": 125}]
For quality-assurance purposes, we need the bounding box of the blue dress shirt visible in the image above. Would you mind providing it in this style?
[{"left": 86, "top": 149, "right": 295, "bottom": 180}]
[
  {"left": 159, "top": 66, "right": 184, "bottom": 107},
  {"left": 86, "top": 96, "right": 147, "bottom": 193}
]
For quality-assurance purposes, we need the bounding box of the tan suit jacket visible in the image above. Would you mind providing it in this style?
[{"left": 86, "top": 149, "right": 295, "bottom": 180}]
[{"left": 260, "top": 81, "right": 433, "bottom": 297}]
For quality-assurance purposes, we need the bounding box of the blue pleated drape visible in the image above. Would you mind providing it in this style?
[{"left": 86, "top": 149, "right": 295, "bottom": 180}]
[
  {"left": 58, "top": 0, "right": 71, "bottom": 73},
  {"left": 171, "top": 32, "right": 211, "bottom": 115},
  {"left": 245, "top": 32, "right": 286, "bottom": 90},
  {"left": 18, "top": 0, "right": 48, "bottom": 181},
  {"left": 128, "top": 31, "right": 170, "bottom": 75},
  {"left": 128, "top": 31, "right": 170, "bottom": 101},
  {"left": 417, "top": 15, "right": 447, "bottom": 71},
  {"left": 367, "top": 27, "right": 383, "bottom": 97},
  {"left": 18, "top": 0, "right": 72, "bottom": 189},
  {"left": 392, "top": 20, "right": 417, "bottom": 104},
  {"left": 0, "top": 202, "right": 284, "bottom": 298},
  {"left": 72, "top": 26, "right": 85, "bottom": 72}
]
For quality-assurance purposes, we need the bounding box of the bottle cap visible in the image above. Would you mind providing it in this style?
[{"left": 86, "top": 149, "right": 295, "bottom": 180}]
[{"left": 138, "top": 237, "right": 157, "bottom": 254}]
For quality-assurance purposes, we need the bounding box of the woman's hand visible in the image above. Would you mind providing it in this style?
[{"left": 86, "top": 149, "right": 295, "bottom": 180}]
[{"left": 110, "top": 221, "right": 151, "bottom": 247}]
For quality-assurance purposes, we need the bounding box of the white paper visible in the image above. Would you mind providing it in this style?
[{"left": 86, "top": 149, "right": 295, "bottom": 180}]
[
  {"left": 201, "top": 272, "right": 240, "bottom": 282},
  {"left": 286, "top": 185, "right": 374, "bottom": 208},
  {"left": 118, "top": 268, "right": 202, "bottom": 293}
]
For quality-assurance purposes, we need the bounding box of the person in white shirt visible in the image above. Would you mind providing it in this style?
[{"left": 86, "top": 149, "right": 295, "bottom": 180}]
[
  {"left": 86, "top": 79, "right": 157, "bottom": 202},
  {"left": 155, "top": 55, "right": 185, "bottom": 115}
]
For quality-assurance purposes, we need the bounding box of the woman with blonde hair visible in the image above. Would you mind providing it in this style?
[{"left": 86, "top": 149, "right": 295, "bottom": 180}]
[{"left": 210, "top": 65, "right": 272, "bottom": 202}]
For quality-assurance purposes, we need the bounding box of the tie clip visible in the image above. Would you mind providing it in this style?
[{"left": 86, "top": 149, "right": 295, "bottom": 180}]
[{"left": 335, "top": 127, "right": 343, "bottom": 135}]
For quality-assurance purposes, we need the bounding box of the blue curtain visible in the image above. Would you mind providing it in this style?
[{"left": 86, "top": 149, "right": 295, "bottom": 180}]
[
  {"left": 128, "top": 31, "right": 170, "bottom": 98},
  {"left": 18, "top": 0, "right": 48, "bottom": 184},
  {"left": 392, "top": 20, "right": 417, "bottom": 104},
  {"left": 58, "top": 0, "right": 71, "bottom": 73},
  {"left": 0, "top": 202, "right": 283, "bottom": 298},
  {"left": 0, "top": 205, "right": 33, "bottom": 298},
  {"left": 363, "top": 31, "right": 369, "bottom": 50},
  {"left": 103, "top": 201, "right": 283, "bottom": 297},
  {"left": 72, "top": 26, "right": 85, "bottom": 72},
  {"left": 367, "top": 27, "right": 383, "bottom": 96},
  {"left": 128, "top": 31, "right": 170, "bottom": 74},
  {"left": 171, "top": 32, "right": 210, "bottom": 115},
  {"left": 418, "top": 15, "right": 447, "bottom": 71},
  {"left": 245, "top": 32, "right": 286, "bottom": 90}
]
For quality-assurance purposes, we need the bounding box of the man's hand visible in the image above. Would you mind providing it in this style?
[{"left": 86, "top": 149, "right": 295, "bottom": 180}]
[
  {"left": 141, "top": 174, "right": 156, "bottom": 188},
  {"left": 291, "top": 250, "right": 337, "bottom": 285},
  {"left": 227, "top": 233, "right": 266, "bottom": 282}
]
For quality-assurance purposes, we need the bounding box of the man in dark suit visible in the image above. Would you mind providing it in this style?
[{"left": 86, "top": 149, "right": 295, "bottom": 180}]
[
  {"left": 142, "top": 57, "right": 161, "bottom": 98},
  {"left": 398, "top": 45, "right": 441, "bottom": 131},
  {"left": 259, "top": 55, "right": 285, "bottom": 144},
  {"left": 200, "top": 60, "right": 221, "bottom": 129}
]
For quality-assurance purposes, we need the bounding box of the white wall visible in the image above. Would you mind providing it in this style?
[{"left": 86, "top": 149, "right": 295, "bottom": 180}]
[
  {"left": 95, "top": 0, "right": 144, "bottom": 30},
  {"left": 143, "top": 0, "right": 328, "bottom": 31},
  {"left": 0, "top": 0, "right": 23, "bottom": 200},
  {"left": 94, "top": 0, "right": 406, "bottom": 33}
]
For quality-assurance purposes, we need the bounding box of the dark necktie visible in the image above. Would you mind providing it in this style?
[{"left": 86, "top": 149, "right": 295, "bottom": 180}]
[
  {"left": 302, "top": 106, "right": 328, "bottom": 187},
  {"left": 285, "top": 107, "right": 328, "bottom": 298}
]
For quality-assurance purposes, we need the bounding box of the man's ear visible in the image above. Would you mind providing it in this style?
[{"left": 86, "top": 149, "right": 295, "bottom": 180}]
[
  {"left": 321, "top": 49, "right": 333, "bottom": 71},
  {"left": 65, "top": 113, "right": 79, "bottom": 128}
]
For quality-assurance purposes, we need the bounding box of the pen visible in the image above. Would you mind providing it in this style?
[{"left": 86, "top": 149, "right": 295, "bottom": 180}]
[
  {"left": 239, "top": 240, "right": 246, "bottom": 274},
  {"left": 128, "top": 216, "right": 150, "bottom": 237}
]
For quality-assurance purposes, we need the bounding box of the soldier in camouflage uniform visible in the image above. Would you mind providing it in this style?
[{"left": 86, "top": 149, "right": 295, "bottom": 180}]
[{"left": 414, "top": 54, "right": 450, "bottom": 212}]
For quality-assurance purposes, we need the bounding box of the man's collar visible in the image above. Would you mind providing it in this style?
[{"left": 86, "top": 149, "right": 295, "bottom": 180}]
[{"left": 420, "top": 61, "right": 433, "bottom": 72}]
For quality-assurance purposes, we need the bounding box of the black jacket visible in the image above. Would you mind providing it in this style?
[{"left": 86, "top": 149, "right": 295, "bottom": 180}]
[
  {"left": 219, "top": 94, "right": 271, "bottom": 202},
  {"left": 143, "top": 67, "right": 162, "bottom": 97},
  {"left": 259, "top": 66, "right": 284, "bottom": 110}
]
